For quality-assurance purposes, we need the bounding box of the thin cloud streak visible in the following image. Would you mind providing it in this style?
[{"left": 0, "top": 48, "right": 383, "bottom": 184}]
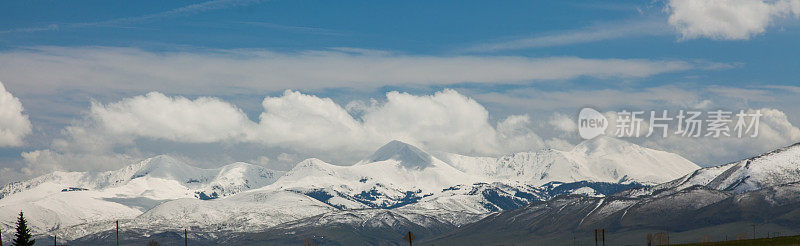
[
  {"left": 462, "top": 19, "right": 672, "bottom": 53},
  {"left": 0, "top": 0, "right": 265, "bottom": 34},
  {"left": 0, "top": 46, "right": 722, "bottom": 96}
]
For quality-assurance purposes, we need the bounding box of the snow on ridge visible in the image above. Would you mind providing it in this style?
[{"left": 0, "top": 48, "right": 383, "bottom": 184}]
[
  {"left": 0, "top": 155, "right": 283, "bottom": 200},
  {"left": 659, "top": 141, "right": 800, "bottom": 194},
  {"left": 0, "top": 138, "right": 714, "bottom": 241},
  {"left": 442, "top": 136, "right": 700, "bottom": 186},
  {"left": 0, "top": 155, "right": 284, "bottom": 240}
]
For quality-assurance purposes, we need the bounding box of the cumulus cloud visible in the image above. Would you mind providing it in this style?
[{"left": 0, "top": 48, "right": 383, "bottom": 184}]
[
  {"left": 668, "top": 0, "right": 800, "bottom": 40},
  {"left": 22, "top": 89, "right": 547, "bottom": 173},
  {"left": 90, "top": 92, "right": 254, "bottom": 143},
  {"left": 548, "top": 113, "right": 577, "bottom": 133},
  {"left": 363, "top": 90, "right": 503, "bottom": 154},
  {"left": 251, "top": 90, "right": 369, "bottom": 152},
  {"left": 642, "top": 108, "right": 800, "bottom": 165},
  {"left": 0, "top": 81, "right": 32, "bottom": 147},
  {"left": 496, "top": 115, "right": 547, "bottom": 151},
  {"left": 18, "top": 85, "right": 800, "bottom": 178},
  {"left": 602, "top": 107, "right": 800, "bottom": 166}
]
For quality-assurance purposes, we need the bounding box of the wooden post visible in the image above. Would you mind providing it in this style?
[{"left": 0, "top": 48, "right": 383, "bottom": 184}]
[
  {"left": 116, "top": 220, "right": 119, "bottom": 246},
  {"left": 54, "top": 235, "right": 56, "bottom": 246},
  {"left": 185, "top": 228, "right": 188, "bottom": 246},
  {"left": 602, "top": 229, "right": 605, "bottom": 246}
]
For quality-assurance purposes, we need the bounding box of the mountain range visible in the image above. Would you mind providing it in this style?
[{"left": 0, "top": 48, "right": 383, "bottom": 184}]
[
  {"left": 424, "top": 142, "right": 800, "bottom": 245},
  {"left": 14, "top": 136, "right": 793, "bottom": 245}
]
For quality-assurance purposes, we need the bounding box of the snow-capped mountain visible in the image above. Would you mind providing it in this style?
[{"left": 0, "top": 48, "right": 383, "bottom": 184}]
[
  {"left": 428, "top": 141, "right": 800, "bottom": 245},
  {"left": 440, "top": 136, "right": 700, "bottom": 185},
  {"left": 628, "top": 142, "right": 800, "bottom": 198},
  {"left": 265, "top": 140, "right": 480, "bottom": 209},
  {"left": 0, "top": 156, "right": 283, "bottom": 240},
  {"left": 0, "top": 137, "right": 706, "bottom": 244}
]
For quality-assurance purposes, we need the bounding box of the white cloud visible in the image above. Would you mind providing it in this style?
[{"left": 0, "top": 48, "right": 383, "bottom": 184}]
[
  {"left": 363, "top": 90, "right": 501, "bottom": 154},
  {"left": 251, "top": 90, "right": 369, "bottom": 152},
  {"left": 464, "top": 19, "right": 670, "bottom": 52},
  {"left": 276, "top": 153, "right": 296, "bottom": 163},
  {"left": 496, "top": 115, "right": 547, "bottom": 152},
  {"left": 90, "top": 92, "right": 254, "bottom": 143},
  {"left": 18, "top": 83, "right": 800, "bottom": 178},
  {"left": 249, "top": 89, "right": 546, "bottom": 155},
  {"left": 642, "top": 108, "right": 800, "bottom": 165},
  {"left": 548, "top": 113, "right": 577, "bottom": 133},
  {"left": 1, "top": 0, "right": 265, "bottom": 34},
  {"left": 250, "top": 156, "right": 271, "bottom": 166},
  {"left": 0, "top": 47, "right": 710, "bottom": 96},
  {"left": 0, "top": 81, "right": 32, "bottom": 147},
  {"left": 22, "top": 89, "right": 547, "bottom": 174},
  {"left": 758, "top": 108, "right": 800, "bottom": 141},
  {"left": 667, "top": 0, "right": 800, "bottom": 40},
  {"left": 472, "top": 86, "right": 713, "bottom": 111},
  {"left": 20, "top": 149, "right": 134, "bottom": 174},
  {"left": 544, "top": 138, "right": 575, "bottom": 151}
]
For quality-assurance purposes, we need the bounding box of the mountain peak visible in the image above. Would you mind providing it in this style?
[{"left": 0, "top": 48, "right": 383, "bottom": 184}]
[
  {"left": 139, "top": 155, "right": 191, "bottom": 169},
  {"left": 363, "top": 140, "right": 433, "bottom": 169},
  {"left": 122, "top": 155, "right": 208, "bottom": 182}
]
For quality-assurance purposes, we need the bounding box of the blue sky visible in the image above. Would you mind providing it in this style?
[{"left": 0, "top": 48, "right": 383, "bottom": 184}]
[
  {"left": 1, "top": 0, "right": 798, "bottom": 85},
  {"left": 2, "top": 0, "right": 798, "bottom": 90},
  {"left": 0, "top": 0, "right": 799, "bottom": 184}
]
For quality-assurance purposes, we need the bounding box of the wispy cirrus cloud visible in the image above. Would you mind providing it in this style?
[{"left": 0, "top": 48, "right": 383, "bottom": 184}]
[
  {"left": 0, "top": 46, "right": 722, "bottom": 96},
  {"left": 461, "top": 19, "right": 671, "bottom": 53},
  {"left": 0, "top": 0, "right": 265, "bottom": 34}
]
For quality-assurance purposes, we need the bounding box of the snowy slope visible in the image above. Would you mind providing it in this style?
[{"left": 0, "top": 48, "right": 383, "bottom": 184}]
[
  {"left": 0, "top": 156, "right": 283, "bottom": 240},
  {"left": 111, "top": 190, "right": 334, "bottom": 238},
  {"left": 441, "top": 136, "right": 699, "bottom": 185},
  {"left": 0, "top": 138, "right": 709, "bottom": 242},
  {"left": 264, "top": 141, "right": 481, "bottom": 210},
  {"left": 650, "top": 142, "right": 800, "bottom": 195}
]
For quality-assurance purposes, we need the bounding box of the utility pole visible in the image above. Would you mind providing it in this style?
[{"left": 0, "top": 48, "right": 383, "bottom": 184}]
[
  {"left": 54, "top": 235, "right": 56, "bottom": 246},
  {"left": 116, "top": 220, "right": 119, "bottom": 246},
  {"left": 594, "top": 229, "right": 605, "bottom": 246},
  {"left": 594, "top": 229, "right": 598, "bottom": 246},
  {"left": 403, "top": 231, "right": 415, "bottom": 246},
  {"left": 185, "top": 228, "right": 188, "bottom": 246}
]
